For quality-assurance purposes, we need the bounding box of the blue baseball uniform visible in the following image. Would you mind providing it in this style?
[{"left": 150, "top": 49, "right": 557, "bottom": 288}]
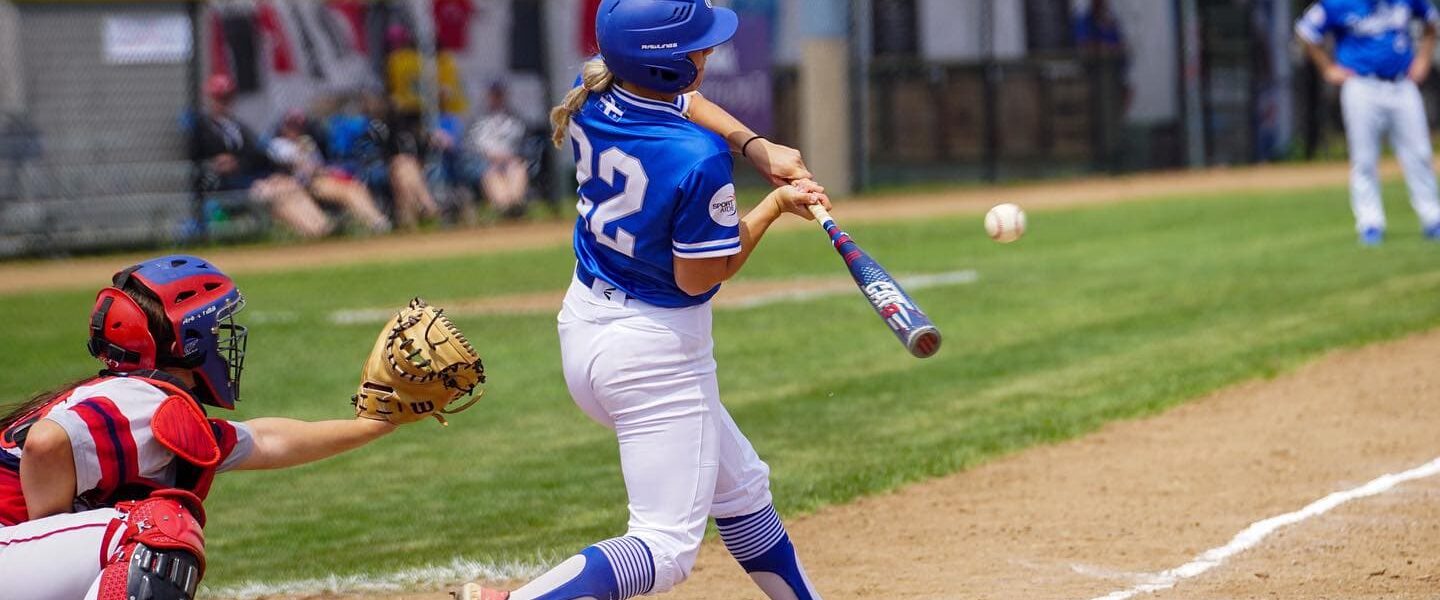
[
  {"left": 1297, "top": 0, "right": 1440, "bottom": 240},
  {"left": 499, "top": 2, "right": 824, "bottom": 599},
  {"left": 530, "top": 79, "right": 822, "bottom": 600},
  {"left": 568, "top": 86, "right": 741, "bottom": 308},
  {"left": 546, "top": 79, "right": 820, "bottom": 600},
  {"left": 1297, "top": 0, "right": 1439, "bottom": 78}
]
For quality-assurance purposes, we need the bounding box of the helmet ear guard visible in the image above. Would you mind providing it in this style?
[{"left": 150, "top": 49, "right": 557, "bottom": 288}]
[{"left": 88, "top": 287, "right": 158, "bottom": 372}]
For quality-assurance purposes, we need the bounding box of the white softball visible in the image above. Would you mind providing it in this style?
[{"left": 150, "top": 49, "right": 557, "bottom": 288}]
[{"left": 984, "top": 203, "right": 1026, "bottom": 244}]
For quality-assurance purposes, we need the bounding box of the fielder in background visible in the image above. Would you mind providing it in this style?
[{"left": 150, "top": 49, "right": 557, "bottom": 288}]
[
  {"left": 459, "top": 1, "right": 828, "bottom": 599},
  {"left": 1297, "top": 0, "right": 1440, "bottom": 245},
  {"left": 0, "top": 255, "right": 405, "bottom": 599}
]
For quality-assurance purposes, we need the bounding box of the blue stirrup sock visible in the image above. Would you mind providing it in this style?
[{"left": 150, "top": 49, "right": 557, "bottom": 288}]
[
  {"left": 716, "top": 505, "right": 822, "bottom": 600},
  {"left": 512, "top": 536, "right": 655, "bottom": 600}
]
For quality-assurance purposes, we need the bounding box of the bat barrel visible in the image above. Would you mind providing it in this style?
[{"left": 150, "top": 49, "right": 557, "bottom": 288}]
[{"left": 809, "top": 205, "right": 944, "bottom": 360}]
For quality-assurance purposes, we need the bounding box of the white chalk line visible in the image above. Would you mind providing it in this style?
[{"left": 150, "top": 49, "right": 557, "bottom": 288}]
[
  {"left": 205, "top": 555, "right": 555, "bottom": 599},
  {"left": 322, "top": 269, "right": 979, "bottom": 325},
  {"left": 1087, "top": 454, "right": 1440, "bottom": 600}
]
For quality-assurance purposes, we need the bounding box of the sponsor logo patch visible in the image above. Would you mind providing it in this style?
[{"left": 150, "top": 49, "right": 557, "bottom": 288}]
[{"left": 708, "top": 184, "right": 739, "bottom": 226}]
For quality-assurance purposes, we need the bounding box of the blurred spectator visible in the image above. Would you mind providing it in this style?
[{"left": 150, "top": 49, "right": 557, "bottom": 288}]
[
  {"left": 1072, "top": 0, "right": 1132, "bottom": 109},
  {"left": 428, "top": 112, "right": 483, "bottom": 225},
  {"left": 268, "top": 110, "right": 392, "bottom": 234},
  {"left": 466, "top": 82, "right": 531, "bottom": 217},
  {"left": 1072, "top": 0, "right": 1126, "bottom": 53},
  {"left": 196, "top": 74, "right": 331, "bottom": 238},
  {"left": 357, "top": 90, "right": 440, "bottom": 229},
  {"left": 384, "top": 23, "right": 467, "bottom": 117}
]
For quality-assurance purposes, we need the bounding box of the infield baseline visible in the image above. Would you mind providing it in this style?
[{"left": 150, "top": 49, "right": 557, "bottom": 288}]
[{"left": 1086, "top": 455, "right": 1440, "bottom": 600}]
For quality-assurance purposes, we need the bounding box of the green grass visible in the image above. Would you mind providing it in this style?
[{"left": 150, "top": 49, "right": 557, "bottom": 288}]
[{"left": 2, "top": 182, "right": 1439, "bottom": 588}]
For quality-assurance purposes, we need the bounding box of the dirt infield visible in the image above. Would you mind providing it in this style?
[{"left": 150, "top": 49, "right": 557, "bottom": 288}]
[
  {"left": 662, "top": 328, "right": 1440, "bottom": 600},
  {"left": 0, "top": 160, "right": 1393, "bottom": 297},
  {"left": 250, "top": 323, "right": 1440, "bottom": 600}
]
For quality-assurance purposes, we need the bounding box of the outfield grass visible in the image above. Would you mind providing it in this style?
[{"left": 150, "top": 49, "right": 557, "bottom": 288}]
[{"left": 2, "top": 183, "right": 1439, "bottom": 588}]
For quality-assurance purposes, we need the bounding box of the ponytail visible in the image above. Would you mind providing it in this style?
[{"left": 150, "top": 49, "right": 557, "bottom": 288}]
[
  {"left": 0, "top": 377, "right": 94, "bottom": 433},
  {"left": 551, "top": 58, "right": 615, "bottom": 148}
]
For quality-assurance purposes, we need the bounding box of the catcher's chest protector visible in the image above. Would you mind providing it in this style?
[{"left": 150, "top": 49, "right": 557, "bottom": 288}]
[{"left": 3, "top": 375, "right": 225, "bottom": 505}]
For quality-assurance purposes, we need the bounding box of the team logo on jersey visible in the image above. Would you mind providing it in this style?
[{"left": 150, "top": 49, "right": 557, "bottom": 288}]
[
  {"left": 1342, "top": 4, "right": 1410, "bottom": 36},
  {"left": 709, "top": 184, "right": 739, "bottom": 227},
  {"left": 599, "top": 94, "right": 625, "bottom": 121}
]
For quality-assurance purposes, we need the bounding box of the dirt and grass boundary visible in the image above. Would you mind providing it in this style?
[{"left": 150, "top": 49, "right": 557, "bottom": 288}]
[{"left": 0, "top": 160, "right": 1388, "bottom": 297}]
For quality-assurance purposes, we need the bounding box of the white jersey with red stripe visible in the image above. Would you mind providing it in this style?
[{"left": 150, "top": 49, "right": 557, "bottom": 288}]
[{"left": 0, "top": 376, "right": 254, "bottom": 527}]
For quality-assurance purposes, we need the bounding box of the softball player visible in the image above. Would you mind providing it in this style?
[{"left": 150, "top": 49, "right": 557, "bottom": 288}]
[
  {"left": 462, "top": 2, "right": 828, "bottom": 599},
  {"left": 0, "top": 255, "right": 397, "bottom": 599},
  {"left": 1297, "top": 0, "right": 1440, "bottom": 245}
]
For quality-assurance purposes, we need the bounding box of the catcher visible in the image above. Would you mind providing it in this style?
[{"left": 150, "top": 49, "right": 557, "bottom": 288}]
[{"left": 0, "top": 254, "right": 483, "bottom": 599}]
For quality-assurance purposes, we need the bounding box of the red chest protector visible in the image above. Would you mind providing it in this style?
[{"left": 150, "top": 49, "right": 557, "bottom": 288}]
[{"left": 0, "top": 372, "right": 227, "bottom": 519}]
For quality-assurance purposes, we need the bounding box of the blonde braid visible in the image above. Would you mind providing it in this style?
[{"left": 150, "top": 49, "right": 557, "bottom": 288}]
[{"left": 550, "top": 58, "right": 616, "bottom": 148}]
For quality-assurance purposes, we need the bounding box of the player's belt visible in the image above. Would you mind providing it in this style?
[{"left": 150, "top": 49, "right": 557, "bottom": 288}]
[{"left": 575, "top": 268, "right": 630, "bottom": 307}]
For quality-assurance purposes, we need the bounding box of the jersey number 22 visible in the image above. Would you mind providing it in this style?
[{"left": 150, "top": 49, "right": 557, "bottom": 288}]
[{"left": 571, "top": 122, "right": 648, "bottom": 258}]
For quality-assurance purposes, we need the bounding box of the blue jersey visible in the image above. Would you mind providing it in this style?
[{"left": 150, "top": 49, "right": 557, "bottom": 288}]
[
  {"left": 567, "top": 85, "right": 740, "bottom": 308},
  {"left": 1297, "top": 0, "right": 1440, "bottom": 79}
]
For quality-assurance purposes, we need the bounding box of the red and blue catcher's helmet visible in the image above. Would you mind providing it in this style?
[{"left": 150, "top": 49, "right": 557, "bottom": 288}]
[
  {"left": 596, "top": 0, "right": 738, "bottom": 93},
  {"left": 87, "top": 255, "right": 247, "bottom": 409}
]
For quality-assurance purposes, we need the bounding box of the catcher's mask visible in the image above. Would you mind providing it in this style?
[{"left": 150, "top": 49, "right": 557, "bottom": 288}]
[{"left": 87, "top": 255, "right": 248, "bottom": 409}]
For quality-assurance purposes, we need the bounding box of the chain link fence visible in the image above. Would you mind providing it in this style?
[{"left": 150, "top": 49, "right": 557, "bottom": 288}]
[
  {"left": 0, "top": 0, "right": 557, "bottom": 259},
  {"left": 0, "top": 2, "right": 208, "bottom": 257}
]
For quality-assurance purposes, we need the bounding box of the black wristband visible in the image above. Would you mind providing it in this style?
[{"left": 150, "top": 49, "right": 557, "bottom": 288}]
[{"left": 740, "top": 134, "right": 766, "bottom": 158}]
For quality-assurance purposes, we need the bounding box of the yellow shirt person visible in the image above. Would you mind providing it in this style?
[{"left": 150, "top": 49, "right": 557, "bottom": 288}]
[{"left": 387, "top": 49, "right": 467, "bottom": 115}]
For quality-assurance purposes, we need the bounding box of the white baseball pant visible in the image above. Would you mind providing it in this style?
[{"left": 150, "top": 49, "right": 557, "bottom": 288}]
[
  {"left": 1340, "top": 76, "right": 1440, "bottom": 232},
  {"left": 557, "top": 276, "right": 773, "bottom": 594},
  {"left": 0, "top": 509, "right": 126, "bottom": 600}
]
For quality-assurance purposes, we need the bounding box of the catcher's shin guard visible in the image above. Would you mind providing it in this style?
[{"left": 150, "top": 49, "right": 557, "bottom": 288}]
[
  {"left": 717, "top": 505, "right": 822, "bottom": 600},
  {"left": 96, "top": 490, "right": 207, "bottom": 600}
]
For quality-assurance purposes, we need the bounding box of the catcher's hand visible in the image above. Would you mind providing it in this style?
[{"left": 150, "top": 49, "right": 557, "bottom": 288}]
[{"left": 352, "top": 298, "right": 486, "bottom": 425}]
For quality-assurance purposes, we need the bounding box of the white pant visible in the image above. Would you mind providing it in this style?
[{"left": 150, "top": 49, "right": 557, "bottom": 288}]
[
  {"left": 0, "top": 509, "right": 125, "bottom": 600},
  {"left": 1340, "top": 77, "right": 1440, "bottom": 232},
  {"left": 558, "top": 277, "right": 772, "bottom": 594}
]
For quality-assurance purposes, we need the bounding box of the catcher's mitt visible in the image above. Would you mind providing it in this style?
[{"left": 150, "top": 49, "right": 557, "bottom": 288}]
[{"left": 352, "top": 298, "right": 486, "bottom": 425}]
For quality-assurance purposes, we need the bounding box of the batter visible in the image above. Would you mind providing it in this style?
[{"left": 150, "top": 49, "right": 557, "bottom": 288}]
[
  {"left": 462, "top": 1, "right": 830, "bottom": 599},
  {"left": 1298, "top": 0, "right": 1440, "bottom": 244}
]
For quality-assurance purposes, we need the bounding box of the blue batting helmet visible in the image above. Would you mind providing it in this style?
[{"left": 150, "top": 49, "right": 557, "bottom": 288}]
[{"left": 596, "top": 0, "right": 738, "bottom": 93}]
